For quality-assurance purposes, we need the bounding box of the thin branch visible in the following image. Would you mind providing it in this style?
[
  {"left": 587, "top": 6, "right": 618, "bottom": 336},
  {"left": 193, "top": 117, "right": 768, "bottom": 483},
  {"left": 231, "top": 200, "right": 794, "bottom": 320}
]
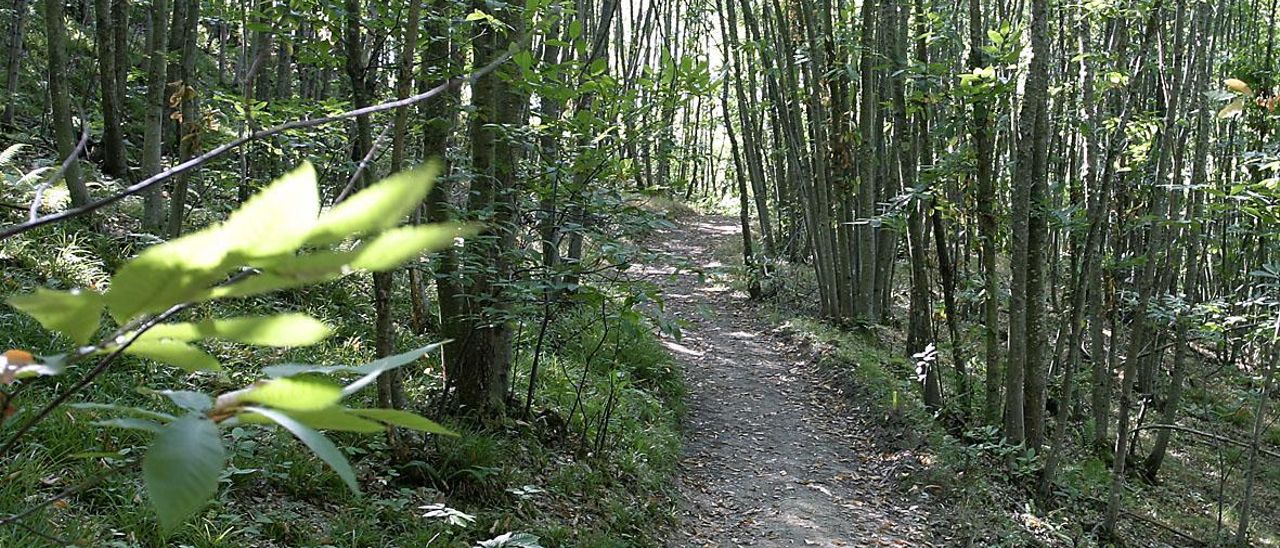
[
  {"left": 0, "top": 304, "right": 188, "bottom": 457},
  {"left": 0, "top": 50, "right": 515, "bottom": 241},
  {"left": 333, "top": 122, "right": 394, "bottom": 205},
  {"left": 1129, "top": 423, "right": 1280, "bottom": 460},
  {"left": 0, "top": 267, "right": 253, "bottom": 457},
  {"left": 10, "top": 517, "right": 71, "bottom": 546},
  {"left": 28, "top": 122, "right": 90, "bottom": 222}
]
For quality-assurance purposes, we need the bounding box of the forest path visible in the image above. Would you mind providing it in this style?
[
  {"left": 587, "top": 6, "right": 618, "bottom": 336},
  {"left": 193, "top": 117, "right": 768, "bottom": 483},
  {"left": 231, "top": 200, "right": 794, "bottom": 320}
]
[{"left": 647, "top": 215, "right": 935, "bottom": 547}]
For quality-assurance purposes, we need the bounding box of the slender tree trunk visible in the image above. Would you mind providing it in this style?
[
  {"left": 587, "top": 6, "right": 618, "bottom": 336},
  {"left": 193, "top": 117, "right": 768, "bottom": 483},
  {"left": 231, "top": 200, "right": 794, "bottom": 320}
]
[
  {"left": 94, "top": 0, "right": 127, "bottom": 178},
  {"left": 140, "top": 0, "right": 171, "bottom": 230},
  {"left": 1, "top": 0, "right": 28, "bottom": 128},
  {"left": 42, "top": 0, "right": 89, "bottom": 207},
  {"left": 970, "top": 0, "right": 1003, "bottom": 426},
  {"left": 165, "top": 0, "right": 198, "bottom": 237},
  {"left": 444, "top": 0, "right": 525, "bottom": 416},
  {"left": 855, "top": 0, "right": 879, "bottom": 322}
]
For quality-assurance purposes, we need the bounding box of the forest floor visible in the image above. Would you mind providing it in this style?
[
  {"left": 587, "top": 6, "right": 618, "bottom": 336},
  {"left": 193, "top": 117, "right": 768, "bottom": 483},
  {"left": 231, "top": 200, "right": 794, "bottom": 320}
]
[{"left": 645, "top": 215, "right": 939, "bottom": 547}]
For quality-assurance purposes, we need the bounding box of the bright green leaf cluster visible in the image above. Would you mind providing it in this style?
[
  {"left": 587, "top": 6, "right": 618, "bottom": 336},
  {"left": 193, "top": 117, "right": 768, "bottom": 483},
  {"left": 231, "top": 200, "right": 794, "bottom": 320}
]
[{"left": 10, "top": 162, "right": 469, "bottom": 535}]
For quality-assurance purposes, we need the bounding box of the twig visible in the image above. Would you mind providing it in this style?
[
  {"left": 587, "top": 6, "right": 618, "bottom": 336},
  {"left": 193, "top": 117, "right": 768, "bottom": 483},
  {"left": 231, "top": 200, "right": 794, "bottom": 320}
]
[
  {"left": 0, "top": 266, "right": 256, "bottom": 456},
  {"left": 10, "top": 518, "right": 71, "bottom": 546},
  {"left": 1078, "top": 490, "right": 1208, "bottom": 545},
  {"left": 0, "top": 50, "right": 515, "bottom": 241},
  {"left": 0, "top": 304, "right": 188, "bottom": 458},
  {"left": 28, "top": 122, "right": 90, "bottom": 222},
  {"left": 1129, "top": 423, "right": 1280, "bottom": 460},
  {"left": 1119, "top": 507, "right": 1207, "bottom": 546},
  {"left": 334, "top": 122, "right": 394, "bottom": 205}
]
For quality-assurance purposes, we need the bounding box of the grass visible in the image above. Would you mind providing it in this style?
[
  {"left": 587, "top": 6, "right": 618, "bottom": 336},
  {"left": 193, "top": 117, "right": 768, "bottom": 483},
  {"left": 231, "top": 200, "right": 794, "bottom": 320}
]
[{"left": 0, "top": 216, "right": 685, "bottom": 546}]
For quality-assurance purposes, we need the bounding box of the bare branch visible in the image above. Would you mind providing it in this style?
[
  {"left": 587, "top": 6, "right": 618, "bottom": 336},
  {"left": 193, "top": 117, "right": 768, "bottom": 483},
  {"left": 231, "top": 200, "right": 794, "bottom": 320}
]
[
  {"left": 334, "top": 122, "right": 394, "bottom": 205},
  {"left": 28, "top": 121, "right": 89, "bottom": 222},
  {"left": 0, "top": 50, "right": 514, "bottom": 241}
]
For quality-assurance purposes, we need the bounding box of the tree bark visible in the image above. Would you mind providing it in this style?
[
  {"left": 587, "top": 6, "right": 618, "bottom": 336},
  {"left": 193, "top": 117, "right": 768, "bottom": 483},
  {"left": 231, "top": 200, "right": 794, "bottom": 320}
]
[
  {"left": 140, "top": 0, "right": 171, "bottom": 231},
  {"left": 42, "top": 0, "right": 89, "bottom": 207}
]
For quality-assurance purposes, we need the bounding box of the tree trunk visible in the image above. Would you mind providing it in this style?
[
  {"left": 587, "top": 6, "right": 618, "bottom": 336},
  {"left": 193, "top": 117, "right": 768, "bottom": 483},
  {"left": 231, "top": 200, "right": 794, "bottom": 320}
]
[
  {"left": 1, "top": 0, "right": 28, "bottom": 128},
  {"left": 140, "top": 0, "right": 171, "bottom": 231},
  {"left": 94, "top": 0, "right": 127, "bottom": 178},
  {"left": 165, "top": 0, "right": 198, "bottom": 237},
  {"left": 42, "top": 0, "right": 89, "bottom": 207},
  {"left": 442, "top": 0, "right": 525, "bottom": 416}
]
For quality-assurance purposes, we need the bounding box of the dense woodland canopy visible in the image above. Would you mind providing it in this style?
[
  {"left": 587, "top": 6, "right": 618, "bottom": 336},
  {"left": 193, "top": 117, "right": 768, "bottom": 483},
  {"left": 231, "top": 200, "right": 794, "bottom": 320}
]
[{"left": 0, "top": 0, "right": 1278, "bottom": 544}]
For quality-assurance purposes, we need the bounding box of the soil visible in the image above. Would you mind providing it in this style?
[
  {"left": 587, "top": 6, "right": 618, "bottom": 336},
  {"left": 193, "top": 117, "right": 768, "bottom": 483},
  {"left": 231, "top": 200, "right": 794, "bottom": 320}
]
[{"left": 648, "top": 215, "right": 939, "bottom": 547}]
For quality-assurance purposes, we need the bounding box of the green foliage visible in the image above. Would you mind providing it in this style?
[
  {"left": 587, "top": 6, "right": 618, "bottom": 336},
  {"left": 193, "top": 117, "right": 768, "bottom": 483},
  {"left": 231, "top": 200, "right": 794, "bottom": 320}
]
[
  {"left": 141, "top": 314, "right": 333, "bottom": 347},
  {"left": 143, "top": 414, "right": 226, "bottom": 534},
  {"left": 4, "top": 163, "right": 461, "bottom": 532},
  {"left": 6, "top": 288, "right": 103, "bottom": 345}
]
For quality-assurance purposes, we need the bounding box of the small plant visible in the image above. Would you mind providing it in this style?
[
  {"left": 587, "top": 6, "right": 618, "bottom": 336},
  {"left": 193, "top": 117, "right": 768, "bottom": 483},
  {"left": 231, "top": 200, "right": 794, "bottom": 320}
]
[{"left": 2, "top": 162, "right": 471, "bottom": 534}]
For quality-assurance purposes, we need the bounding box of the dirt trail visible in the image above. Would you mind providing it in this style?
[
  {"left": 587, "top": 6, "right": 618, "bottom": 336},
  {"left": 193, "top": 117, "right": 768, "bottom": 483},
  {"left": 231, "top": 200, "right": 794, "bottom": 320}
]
[{"left": 649, "top": 215, "right": 936, "bottom": 547}]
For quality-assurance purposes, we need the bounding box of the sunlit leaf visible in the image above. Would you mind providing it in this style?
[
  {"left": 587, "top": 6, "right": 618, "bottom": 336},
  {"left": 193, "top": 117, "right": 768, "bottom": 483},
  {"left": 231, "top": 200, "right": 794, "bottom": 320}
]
[
  {"left": 1225, "top": 78, "right": 1254, "bottom": 96},
  {"left": 247, "top": 407, "right": 359, "bottom": 493},
  {"left": 306, "top": 162, "right": 441, "bottom": 245},
  {"left": 204, "top": 224, "right": 471, "bottom": 301},
  {"left": 143, "top": 414, "right": 225, "bottom": 534},
  {"left": 7, "top": 288, "right": 103, "bottom": 345},
  {"left": 349, "top": 408, "right": 455, "bottom": 436},
  {"left": 348, "top": 224, "right": 477, "bottom": 272},
  {"left": 142, "top": 314, "right": 333, "bottom": 347},
  {"left": 104, "top": 230, "right": 239, "bottom": 322},
  {"left": 264, "top": 406, "right": 385, "bottom": 433},
  {"left": 220, "top": 162, "right": 320, "bottom": 258},
  {"left": 242, "top": 376, "right": 343, "bottom": 411},
  {"left": 1218, "top": 97, "right": 1245, "bottom": 119},
  {"left": 124, "top": 339, "right": 221, "bottom": 372},
  {"left": 105, "top": 164, "right": 320, "bottom": 322}
]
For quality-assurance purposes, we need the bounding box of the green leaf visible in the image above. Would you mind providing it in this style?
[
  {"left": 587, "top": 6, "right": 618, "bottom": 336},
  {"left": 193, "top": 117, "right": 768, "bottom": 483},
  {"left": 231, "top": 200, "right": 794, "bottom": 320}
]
[
  {"left": 242, "top": 376, "right": 343, "bottom": 411},
  {"left": 71, "top": 402, "right": 176, "bottom": 422},
  {"left": 104, "top": 230, "right": 240, "bottom": 322},
  {"left": 349, "top": 408, "right": 455, "bottom": 436},
  {"left": 202, "top": 223, "right": 473, "bottom": 302},
  {"left": 306, "top": 162, "right": 441, "bottom": 246},
  {"left": 203, "top": 226, "right": 467, "bottom": 302},
  {"left": 143, "top": 314, "right": 333, "bottom": 347},
  {"left": 272, "top": 407, "right": 386, "bottom": 433},
  {"left": 95, "top": 417, "right": 164, "bottom": 433},
  {"left": 261, "top": 341, "right": 445, "bottom": 380},
  {"left": 105, "top": 164, "right": 320, "bottom": 322},
  {"left": 248, "top": 407, "right": 359, "bottom": 493},
  {"left": 124, "top": 339, "right": 222, "bottom": 372},
  {"left": 341, "top": 342, "right": 448, "bottom": 396},
  {"left": 221, "top": 162, "right": 321, "bottom": 258},
  {"left": 348, "top": 224, "right": 476, "bottom": 271},
  {"left": 150, "top": 389, "right": 213, "bottom": 413},
  {"left": 7, "top": 288, "right": 103, "bottom": 345},
  {"left": 200, "top": 271, "right": 340, "bottom": 301},
  {"left": 143, "top": 414, "right": 225, "bottom": 534}
]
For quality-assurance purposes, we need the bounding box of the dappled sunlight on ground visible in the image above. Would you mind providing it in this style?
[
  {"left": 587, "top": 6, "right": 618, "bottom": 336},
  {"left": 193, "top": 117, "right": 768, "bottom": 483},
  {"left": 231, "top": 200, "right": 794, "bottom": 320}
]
[{"left": 651, "top": 214, "right": 936, "bottom": 546}]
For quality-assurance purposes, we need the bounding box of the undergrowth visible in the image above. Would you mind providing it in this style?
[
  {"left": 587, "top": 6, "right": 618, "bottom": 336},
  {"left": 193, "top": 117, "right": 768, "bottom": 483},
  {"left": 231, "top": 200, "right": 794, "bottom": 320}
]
[
  {"left": 711, "top": 218, "right": 1280, "bottom": 546},
  {"left": 0, "top": 216, "right": 684, "bottom": 546}
]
